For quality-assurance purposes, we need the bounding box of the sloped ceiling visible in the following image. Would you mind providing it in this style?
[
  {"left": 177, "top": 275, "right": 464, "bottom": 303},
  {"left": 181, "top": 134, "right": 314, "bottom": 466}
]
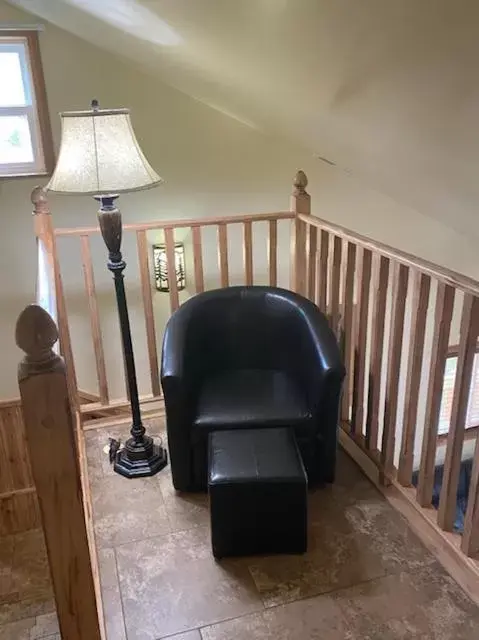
[{"left": 7, "top": 0, "right": 479, "bottom": 239}]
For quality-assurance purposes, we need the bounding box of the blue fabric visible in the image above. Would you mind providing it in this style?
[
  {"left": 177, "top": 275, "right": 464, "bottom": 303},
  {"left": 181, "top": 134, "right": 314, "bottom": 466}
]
[{"left": 412, "top": 458, "right": 473, "bottom": 532}]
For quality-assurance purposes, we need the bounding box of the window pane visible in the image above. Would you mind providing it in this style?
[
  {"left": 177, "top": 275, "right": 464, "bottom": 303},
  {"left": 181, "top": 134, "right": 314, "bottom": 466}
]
[
  {"left": 0, "top": 50, "right": 27, "bottom": 107},
  {"left": 0, "top": 115, "right": 34, "bottom": 164},
  {"left": 438, "top": 356, "right": 457, "bottom": 434}
]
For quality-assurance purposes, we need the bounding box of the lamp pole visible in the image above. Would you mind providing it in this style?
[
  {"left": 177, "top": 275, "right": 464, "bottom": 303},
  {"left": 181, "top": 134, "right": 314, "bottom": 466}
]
[
  {"left": 97, "top": 195, "right": 167, "bottom": 478},
  {"left": 46, "top": 99, "right": 168, "bottom": 479}
]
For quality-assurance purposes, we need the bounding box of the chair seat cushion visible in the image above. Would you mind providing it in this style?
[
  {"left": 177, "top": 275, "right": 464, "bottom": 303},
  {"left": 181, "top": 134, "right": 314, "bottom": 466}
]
[{"left": 194, "top": 369, "right": 311, "bottom": 431}]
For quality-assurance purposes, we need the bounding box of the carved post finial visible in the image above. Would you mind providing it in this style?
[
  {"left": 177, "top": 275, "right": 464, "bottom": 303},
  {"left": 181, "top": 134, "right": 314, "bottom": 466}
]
[
  {"left": 31, "top": 186, "right": 50, "bottom": 216},
  {"left": 16, "top": 305, "right": 63, "bottom": 381},
  {"left": 293, "top": 170, "right": 308, "bottom": 193}
]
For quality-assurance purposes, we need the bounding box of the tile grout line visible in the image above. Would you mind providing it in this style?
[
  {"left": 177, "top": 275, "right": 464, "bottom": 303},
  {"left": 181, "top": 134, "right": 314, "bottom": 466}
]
[
  {"left": 107, "top": 521, "right": 212, "bottom": 553},
  {"left": 156, "top": 571, "right": 389, "bottom": 640},
  {"left": 112, "top": 547, "right": 129, "bottom": 640}
]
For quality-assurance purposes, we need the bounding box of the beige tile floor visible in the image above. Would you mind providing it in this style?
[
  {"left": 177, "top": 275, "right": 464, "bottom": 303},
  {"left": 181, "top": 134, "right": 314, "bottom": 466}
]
[
  {"left": 0, "top": 528, "right": 59, "bottom": 639},
  {"left": 2, "top": 417, "right": 479, "bottom": 639}
]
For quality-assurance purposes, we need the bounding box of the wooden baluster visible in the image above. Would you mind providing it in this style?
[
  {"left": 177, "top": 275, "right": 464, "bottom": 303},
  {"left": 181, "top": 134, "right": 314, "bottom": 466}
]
[
  {"left": 397, "top": 272, "right": 431, "bottom": 486},
  {"left": 243, "top": 220, "right": 253, "bottom": 285},
  {"left": 329, "top": 236, "right": 342, "bottom": 334},
  {"left": 80, "top": 235, "right": 109, "bottom": 404},
  {"left": 192, "top": 226, "right": 205, "bottom": 293},
  {"left": 307, "top": 226, "right": 318, "bottom": 301},
  {"left": 365, "top": 255, "right": 390, "bottom": 450},
  {"left": 417, "top": 282, "right": 455, "bottom": 507},
  {"left": 462, "top": 434, "right": 479, "bottom": 556},
  {"left": 341, "top": 242, "right": 357, "bottom": 423},
  {"left": 164, "top": 227, "right": 180, "bottom": 312},
  {"left": 438, "top": 295, "right": 479, "bottom": 530},
  {"left": 290, "top": 170, "right": 309, "bottom": 295},
  {"left": 136, "top": 230, "right": 161, "bottom": 397},
  {"left": 381, "top": 263, "right": 409, "bottom": 476},
  {"left": 16, "top": 305, "right": 103, "bottom": 640},
  {"left": 217, "top": 223, "right": 229, "bottom": 287},
  {"left": 32, "top": 187, "right": 79, "bottom": 409},
  {"left": 351, "top": 248, "right": 372, "bottom": 435},
  {"left": 268, "top": 219, "right": 278, "bottom": 287},
  {"left": 317, "top": 230, "right": 330, "bottom": 314}
]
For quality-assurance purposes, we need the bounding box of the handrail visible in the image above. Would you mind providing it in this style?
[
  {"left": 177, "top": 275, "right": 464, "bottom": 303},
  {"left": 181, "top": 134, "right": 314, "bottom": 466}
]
[
  {"left": 299, "top": 212, "right": 479, "bottom": 297},
  {"left": 53, "top": 210, "right": 294, "bottom": 236}
]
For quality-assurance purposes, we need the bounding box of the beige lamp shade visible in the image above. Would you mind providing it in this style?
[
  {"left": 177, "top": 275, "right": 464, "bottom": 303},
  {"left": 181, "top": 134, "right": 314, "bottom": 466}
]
[{"left": 46, "top": 107, "right": 162, "bottom": 195}]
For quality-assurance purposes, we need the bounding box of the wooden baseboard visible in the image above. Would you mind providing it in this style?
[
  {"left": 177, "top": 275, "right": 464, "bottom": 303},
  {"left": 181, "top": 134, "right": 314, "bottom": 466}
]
[
  {"left": 0, "top": 397, "right": 21, "bottom": 408},
  {"left": 383, "top": 480, "right": 479, "bottom": 606},
  {"left": 82, "top": 408, "right": 165, "bottom": 431},
  {"left": 339, "top": 429, "right": 479, "bottom": 606},
  {"left": 338, "top": 427, "right": 382, "bottom": 486}
]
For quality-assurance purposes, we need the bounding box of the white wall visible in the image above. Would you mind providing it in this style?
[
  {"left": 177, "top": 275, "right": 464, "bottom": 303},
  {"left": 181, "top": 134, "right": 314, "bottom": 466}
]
[{"left": 1, "top": 0, "right": 479, "bottom": 402}]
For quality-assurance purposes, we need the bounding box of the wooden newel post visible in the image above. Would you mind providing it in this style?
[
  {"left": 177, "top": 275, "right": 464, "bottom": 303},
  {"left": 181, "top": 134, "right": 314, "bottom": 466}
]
[
  {"left": 290, "top": 170, "right": 310, "bottom": 296},
  {"left": 31, "top": 187, "right": 79, "bottom": 410},
  {"left": 16, "top": 304, "right": 102, "bottom": 640}
]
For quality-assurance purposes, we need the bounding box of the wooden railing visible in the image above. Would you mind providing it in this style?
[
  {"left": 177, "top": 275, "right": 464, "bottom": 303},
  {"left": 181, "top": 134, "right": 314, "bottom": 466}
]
[
  {"left": 291, "top": 187, "right": 479, "bottom": 576},
  {"left": 33, "top": 185, "right": 294, "bottom": 420},
  {"left": 16, "top": 304, "right": 105, "bottom": 639},
  {"left": 25, "top": 169, "right": 479, "bottom": 602}
]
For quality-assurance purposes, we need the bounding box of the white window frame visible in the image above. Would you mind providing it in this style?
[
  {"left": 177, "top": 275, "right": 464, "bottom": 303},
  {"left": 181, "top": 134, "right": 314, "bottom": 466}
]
[{"left": 0, "top": 31, "right": 53, "bottom": 178}]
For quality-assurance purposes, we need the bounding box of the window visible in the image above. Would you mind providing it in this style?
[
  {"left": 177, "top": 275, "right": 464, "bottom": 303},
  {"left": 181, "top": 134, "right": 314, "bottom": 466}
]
[
  {"left": 0, "top": 30, "right": 53, "bottom": 177},
  {"left": 438, "top": 347, "right": 479, "bottom": 436}
]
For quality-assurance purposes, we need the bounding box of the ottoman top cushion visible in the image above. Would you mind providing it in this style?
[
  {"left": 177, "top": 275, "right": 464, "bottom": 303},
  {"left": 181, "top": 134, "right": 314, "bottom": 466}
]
[{"left": 209, "top": 427, "right": 306, "bottom": 486}]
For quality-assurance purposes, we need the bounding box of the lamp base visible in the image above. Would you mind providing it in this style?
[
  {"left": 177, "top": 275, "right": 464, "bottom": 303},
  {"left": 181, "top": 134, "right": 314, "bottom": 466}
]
[{"left": 114, "top": 434, "right": 168, "bottom": 478}]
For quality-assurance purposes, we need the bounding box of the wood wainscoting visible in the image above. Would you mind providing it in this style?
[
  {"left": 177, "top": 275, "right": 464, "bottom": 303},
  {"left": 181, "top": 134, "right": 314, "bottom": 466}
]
[{"left": 0, "top": 399, "right": 40, "bottom": 535}]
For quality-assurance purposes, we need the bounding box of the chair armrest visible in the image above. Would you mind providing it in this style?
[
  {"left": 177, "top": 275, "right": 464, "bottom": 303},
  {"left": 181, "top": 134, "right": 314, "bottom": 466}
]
[
  {"left": 293, "top": 304, "right": 345, "bottom": 414},
  {"left": 161, "top": 303, "right": 198, "bottom": 491}
]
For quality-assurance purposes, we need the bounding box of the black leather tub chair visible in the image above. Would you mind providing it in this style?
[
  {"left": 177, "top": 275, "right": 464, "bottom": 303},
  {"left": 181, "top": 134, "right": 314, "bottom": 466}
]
[{"left": 161, "top": 286, "right": 345, "bottom": 491}]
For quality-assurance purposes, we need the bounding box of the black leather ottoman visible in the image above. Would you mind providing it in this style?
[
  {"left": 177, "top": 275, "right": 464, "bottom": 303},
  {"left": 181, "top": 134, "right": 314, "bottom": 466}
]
[{"left": 208, "top": 427, "right": 307, "bottom": 558}]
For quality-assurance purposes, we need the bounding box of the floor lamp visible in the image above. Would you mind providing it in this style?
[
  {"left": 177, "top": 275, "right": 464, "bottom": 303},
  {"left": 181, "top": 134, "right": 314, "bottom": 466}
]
[{"left": 46, "top": 100, "right": 167, "bottom": 478}]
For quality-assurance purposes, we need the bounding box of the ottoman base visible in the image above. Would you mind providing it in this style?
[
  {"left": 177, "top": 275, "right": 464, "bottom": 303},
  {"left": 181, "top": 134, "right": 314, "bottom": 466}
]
[{"left": 208, "top": 428, "right": 308, "bottom": 558}]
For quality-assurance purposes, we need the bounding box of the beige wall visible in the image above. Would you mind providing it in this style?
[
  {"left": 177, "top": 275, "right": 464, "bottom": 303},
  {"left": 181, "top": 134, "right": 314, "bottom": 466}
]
[{"left": 1, "top": 0, "right": 478, "bottom": 401}]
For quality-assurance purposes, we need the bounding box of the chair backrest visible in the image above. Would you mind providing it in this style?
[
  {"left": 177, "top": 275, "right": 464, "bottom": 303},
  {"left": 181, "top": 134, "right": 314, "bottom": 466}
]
[{"left": 180, "top": 286, "right": 323, "bottom": 378}]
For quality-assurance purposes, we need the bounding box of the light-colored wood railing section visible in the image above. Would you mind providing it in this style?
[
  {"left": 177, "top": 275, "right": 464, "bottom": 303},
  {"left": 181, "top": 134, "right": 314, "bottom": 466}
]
[
  {"left": 164, "top": 227, "right": 180, "bottom": 313},
  {"left": 417, "top": 283, "right": 455, "bottom": 507},
  {"left": 31, "top": 169, "right": 479, "bottom": 569},
  {"left": 365, "top": 255, "right": 389, "bottom": 451},
  {"left": 397, "top": 271, "right": 431, "bottom": 486},
  {"left": 53, "top": 210, "right": 294, "bottom": 237},
  {"left": 462, "top": 437, "right": 479, "bottom": 556},
  {"left": 192, "top": 226, "right": 205, "bottom": 293},
  {"left": 381, "top": 263, "right": 408, "bottom": 475},
  {"left": 341, "top": 242, "right": 356, "bottom": 422},
  {"left": 33, "top": 187, "right": 79, "bottom": 409},
  {"left": 268, "top": 219, "right": 278, "bottom": 287},
  {"left": 317, "top": 230, "right": 329, "bottom": 314},
  {"left": 329, "top": 236, "right": 342, "bottom": 333},
  {"left": 307, "top": 226, "right": 317, "bottom": 300},
  {"left": 243, "top": 220, "right": 253, "bottom": 286},
  {"left": 39, "top": 180, "right": 293, "bottom": 417},
  {"left": 16, "top": 304, "right": 104, "bottom": 640},
  {"left": 296, "top": 177, "right": 479, "bottom": 564},
  {"left": 136, "top": 230, "right": 161, "bottom": 397},
  {"left": 298, "top": 211, "right": 479, "bottom": 299},
  {"left": 438, "top": 295, "right": 479, "bottom": 530},
  {"left": 351, "top": 248, "right": 372, "bottom": 435},
  {"left": 80, "top": 235, "right": 109, "bottom": 404},
  {"left": 290, "top": 170, "right": 309, "bottom": 296}
]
